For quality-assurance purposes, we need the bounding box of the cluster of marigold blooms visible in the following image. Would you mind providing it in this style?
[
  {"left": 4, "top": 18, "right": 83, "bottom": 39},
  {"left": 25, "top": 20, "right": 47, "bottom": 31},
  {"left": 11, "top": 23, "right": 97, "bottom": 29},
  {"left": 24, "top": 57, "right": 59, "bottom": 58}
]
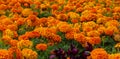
[{"left": 0, "top": 0, "right": 120, "bottom": 59}]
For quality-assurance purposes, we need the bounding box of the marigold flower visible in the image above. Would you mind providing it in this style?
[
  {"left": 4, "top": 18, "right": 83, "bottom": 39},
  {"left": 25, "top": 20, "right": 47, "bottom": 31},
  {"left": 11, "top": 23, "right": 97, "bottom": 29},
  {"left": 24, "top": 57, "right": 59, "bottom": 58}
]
[
  {"left": 22, "top": 48, "right": 38, "bottom": 59},
  {"left": 58, "top": 22, "right": 71, "bottom": 33},
  {"left": 86, "top": 37, "right": 101, "bottom": 45},
  {"left": 57, "top": 14, "right": 68, "bottom": 21},
  {"left": 65, "top": 32, "right": 74, "bottom": 40},
  {"left": 51, "top": 4, "right": 59, "bottom": 10},
  {"left": 25, "top": 31, "right": 40, "bottom": 38},
  {"left": 91, "top": 48, "right": 108, "bottom": 59},
  {"left": 8, "top": 47, "right": 22, "bottom": 59},
  {"left": 3, "top": 29, "right": 14, "bottom": 38},
  {"left": 109, "top": 53, "right": 120, "bottom": 59},
  {"left": 97, "top": 25, "right": 105, "bottom": 34},
  {"left": 51, "top": 34, "right": 62, "bottom": 43},
  {"left": 87, "top": 30, "right": 100, "bottom": 37},
  {"left": 16, "top": 18, "right": 25, "bottom": 26},
  {"left": 104, "top": 26, "right": 114, "bottom": 36},
  {"left": 114, "top": 34, "right": 120, "bottom": 42},
  {"left": 0, "top": 49, "right": 11, "bottom": 59},
  {"left": 22, "top": 8, "right": 33, "bottom": 17},
  {"left": 0, "top": 24, "right": 6, "bottom": 31},
  {"left": 2, "top": 35, "right": 13, "bottom": 44},
  {"left": 67, "top": 12, "right": 80, "bottom": 19},
  {"left": 113, "top": 7, "right": 120, "bottom": 12},
  {"left": 18, "top": 35, "right": 29, "bottom": 40},
  {"left": 2, "top": 18, "right": 13, "bottom": 25},
  {"left": 74, "top": 33, "right": 86, "bottom": 44},
  {"left": 17, "top": 40, "right": 33, "bottom": 49},
  {"left": 105, "top": 20, "right": 119, "bottom": 27},
  {"left": 7, "top": 24, "right": 18, "bottom": 31},
  {"left": 10, "top": 39, "right": 18, "bottom": 47},
  {"left": 71, "top": 19, "right": 79, "bottom": 24},
  {"left": 36, "top": 43, "right": 47, "bottom": 51}
]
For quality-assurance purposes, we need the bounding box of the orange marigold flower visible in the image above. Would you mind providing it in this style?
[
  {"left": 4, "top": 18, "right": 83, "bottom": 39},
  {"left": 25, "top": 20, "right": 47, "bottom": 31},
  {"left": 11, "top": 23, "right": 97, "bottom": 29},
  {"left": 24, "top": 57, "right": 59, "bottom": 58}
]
[
  {"left": 105, "top": 20, "right": 119, "bottom": 27},
  {"left": 22, "top": 48, "right": 38, "bottom": 59},
  {"left": 86, "top": 37, "right": 101, "bottom": 45},
  {"left": 109, "top": 53, "right": 120, "bottom": 59},
  {"left": 17, "top": 40, "right": 33, "bottom": 49},
  {"left": 7, "top": 24, "right": 18, "bottom": 31},
  {"left": 76, "top": 7, "right": 83, "bottom": 13},
  {"left": 10, "top": 39, "right": 18, "bottom": 47},
  {"left": 25, "top": 31, "right": 40, "bottom": 38},
  {"left": 8, "top": 47, "right": 22, "bottom": 59},
  {"left": 2, "top": 18, "right": 13, "bottom": 25},
  {"left": 51, "top": 34, "right": 62, "bottom": 43},
  {"left": 74, "top": 33, "right": 86, "bottom": 44},
  {"left": 16, "top": 18, "right": 25, "bottom": 26},
  {"left": 104, "top": 26, "right": 114, "bottom": 36},
  {"left": 97, "top": 25, "right": 105, "bottom": 34},
  {"left": 0, "top": 24, "right": 6, "bottom": 31},
  {"left": 0, "top": 4, "right": 7, "bottom": 10},
  {"left": 51, "top": 4, "right": 59, "bottom": 10},
  {"left": 58, "top": 22, "right": 71, "bottom": 33},
  {"left": 22, "top": 8, "right": 33, "bottom": 17},
  {"left": 3, "top": 29, "right": 14, "bottom": 37},
  {"left": 36, "top": 43, "right": 47, "bottom": 51},
  {"left": 18, "top": 35, "right": 29, "bottom": 40},
  {"left": 67, "top": 12, "right": 80, "bottom": 19},
  {"left": 71, "top": 19, "right": 79, "bottom": 24},
  {"left": 2, "top": 35, "right": 13, "bottom": 44},
  {"left": 114, "top": 34, "right": 120, "bottom": 42},
  {"left": 65, "top": 32, "right": 74, "bottom": 40},
  {"left": 57, "top": 14, "right": 68, "bottom": 21},
  {"left": 87, "top": 30, "right": 100, "bottom": 37},
  {"left": 113, "top": 7, "right": 120, "bottom": 12},
  {"left": 91, "top": 48, "right": 108, "bottom": 59},
  {"left": 0, "top": 49, "right": 11, "bottom": 59}
]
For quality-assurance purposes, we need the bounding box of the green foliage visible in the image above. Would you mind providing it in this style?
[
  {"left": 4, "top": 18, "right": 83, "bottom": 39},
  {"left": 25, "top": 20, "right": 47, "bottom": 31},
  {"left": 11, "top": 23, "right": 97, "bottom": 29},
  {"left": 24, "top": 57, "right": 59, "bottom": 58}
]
[
  {"left": 38, "top": 11, "right": 52, "bottom": 18},
  {"left": 95, "top": 36, "right": 117, "bottom": 53}
]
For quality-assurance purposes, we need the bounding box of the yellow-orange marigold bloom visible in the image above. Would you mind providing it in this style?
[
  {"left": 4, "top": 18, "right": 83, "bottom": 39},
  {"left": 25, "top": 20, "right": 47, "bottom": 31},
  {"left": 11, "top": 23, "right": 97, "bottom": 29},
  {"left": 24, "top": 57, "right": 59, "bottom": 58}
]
[
  {"left": 51, "top": 4, "right": 59, "bottom": 10},
  {"left": 109, "top": 53, "right": 120, "bottom": 59},
  {"left": 2, "top": 18, "right": 13, "bottom": 25},
  {"left": 10, "top": 39, "right": 18, "bottom": 47},
  {"left": 18, "top": 35, "right": 29, "bottom": 40},
  {"left": 2, "top": 35, "right": 13, "bottom": 44},
  {"left": 74, "top": 33, "right": 86, "bottom": 44},
  {"left": 97, "top": 25, "right": 105, "bottom": 34},
  {"left": 3, "top": 29, "right": 14, "bottom": 38},
  {"left": 57, "top": 14, "right": 68, "bottom": 21},
  {"left": 104, "top": 26, "right": 114, "bottom": 36},
  {"left": 86, "top": 37, "right": 101, "bottom": 45},
  {"left": 91, "top": 48, "right": 108, "bottom": 59},
  {"left": 22, "top": 48, "right": 38, "bottom": 59},
  {"left": 0, "top": 49, "right": 11, "bottom": 59},
  {"left": 105, "top": 20, "right": 119, "bottom": 27},
  {"left": 25, "top": 31, "right": 40, "bottom": 38},
  {"left": 114, "top": 34, "right": 120, "bottom": 42},
  {"left": 7, "top": 24, "right": 18, "bottom": 31},
  {"left": 65, "top": 32, "right": 74, "bottom": 40},
  {"left": 67, "top": 12, "right": 80, "bottom": 19},
  {"left": 113, "top": 7, "right": 120, "bottom": 12},
  {"left": 17, "top": 40, "right": 33, "bottom": 49},
  {"left": 87, "top": 30, "right": 100, "bottom": 37},
  {"left": 58, "top": 22, "right": 71, "bottom": 33},
  {"left": 8, "top": 47, "right": 22, "bottom": 59},
  {"left": 22, "top": 8, "right": 33, "bottom": 17},
  {"left": 36, "top": 43, "right": 47, "bottom": 51},
  {"left": 51, "top": 34, "right": 62, "bottom": 43}
]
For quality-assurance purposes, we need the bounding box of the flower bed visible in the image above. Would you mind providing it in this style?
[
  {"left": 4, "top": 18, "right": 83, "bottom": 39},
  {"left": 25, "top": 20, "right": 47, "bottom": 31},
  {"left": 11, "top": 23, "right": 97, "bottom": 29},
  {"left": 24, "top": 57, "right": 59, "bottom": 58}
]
[{"left": 0, "top": 0, "right": 120, "bottom": 59}]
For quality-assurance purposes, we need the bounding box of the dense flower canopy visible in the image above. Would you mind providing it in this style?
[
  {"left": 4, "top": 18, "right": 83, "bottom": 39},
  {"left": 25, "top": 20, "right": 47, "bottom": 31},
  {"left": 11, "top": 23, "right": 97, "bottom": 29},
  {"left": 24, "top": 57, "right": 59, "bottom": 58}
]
[{"left": 0, "top": 0, "right": 120, "bottom": 59}]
